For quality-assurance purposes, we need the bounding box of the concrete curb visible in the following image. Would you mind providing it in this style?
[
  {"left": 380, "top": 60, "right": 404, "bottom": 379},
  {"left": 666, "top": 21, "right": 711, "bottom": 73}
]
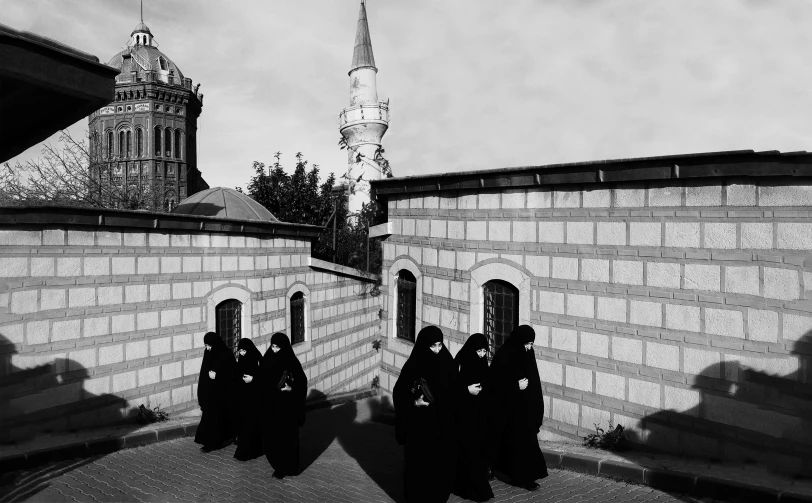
[{"left": 0, "top": 389, "right": 379, "bottom": 474}]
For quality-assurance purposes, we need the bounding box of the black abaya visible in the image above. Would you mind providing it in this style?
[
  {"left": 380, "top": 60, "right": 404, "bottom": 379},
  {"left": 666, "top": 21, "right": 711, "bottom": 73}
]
[
  {"left": 393, "top": 325, "right": 458, "bottom": 503},
  {"left": 260, "top": 332, "right": 307, "bottom": 477},
  {"left": 453, "top": 333, "right": 494, "bottom": 502},
  {"left": 194, "top": 332, "right": 237, "bottom": 450},
  {"left": 487, "top": 325, "right": 548, "bottom": 487},
  {"left": 234, "top": 338, "right": 263, "bottom": 461}
]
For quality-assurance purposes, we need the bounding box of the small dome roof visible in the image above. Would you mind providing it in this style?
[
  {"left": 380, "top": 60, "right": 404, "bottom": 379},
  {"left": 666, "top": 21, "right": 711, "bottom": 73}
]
[
  {"left": 107, "top": 45, "right": 185, "bottom": 82},
  {"left": 131, "top": 22, "right": 152, "bottom": 36},
  {"left": 172, "top": 187, "right": 278, "bottom": 222}
]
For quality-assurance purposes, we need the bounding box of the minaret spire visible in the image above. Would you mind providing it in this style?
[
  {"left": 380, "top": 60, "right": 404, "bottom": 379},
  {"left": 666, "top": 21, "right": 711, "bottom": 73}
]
[
  {"left": 140, "top": 1, "right": 143, "bottom": 23},
  {"left": 350, "top": 0, "right": 376, "bottom": 75}
]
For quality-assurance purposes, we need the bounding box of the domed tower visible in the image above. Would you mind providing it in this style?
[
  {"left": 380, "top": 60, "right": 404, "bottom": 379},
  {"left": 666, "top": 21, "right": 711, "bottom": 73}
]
[
  {"left": 338, "top": 0, "right": 390, "bottom": 215},
  {"left": 88, "top": 12, "right": 207, "bottom": 211}
]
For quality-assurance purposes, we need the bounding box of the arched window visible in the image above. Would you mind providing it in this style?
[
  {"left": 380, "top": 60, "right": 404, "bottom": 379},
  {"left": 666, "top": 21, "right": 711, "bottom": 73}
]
[
  {"left": 106, "top": 131, "right": 113, "bottom": 158},
  {"left": 396, "top": 270, "right": 417, "bottom": 342},
  {"left": 154, "top": 126, "right": 162, "bottom": 156},
  {"left": 215, "top": 299, "right": 242, "bottom": 359},
  {"left": 125, "top": 130, "right": 131, "bottom": 158},
  {"left": 483, "top": 280, "right": 519, "bottom": 358},
  {"left": 136, "top": 129, "right": 143, "bottom": 157},
  {"left": 290, "top": 292, "right": 305, "bottom": 345},
  {"left": 118, "top": 131, "right": 125, "bottom": 157},
  {"left": 164, "top": 128, "right": 172, "bottom": 158},
  {"left": 174, "top": 130, "right": 182, "bottom": 159}
]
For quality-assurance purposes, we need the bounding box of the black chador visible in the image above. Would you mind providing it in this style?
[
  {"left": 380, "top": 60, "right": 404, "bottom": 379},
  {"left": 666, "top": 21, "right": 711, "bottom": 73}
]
[
  {"left": 233, "top": 337, "right": 263, "bottom": 461},
  {"left": 393, "top": 325, "right": 458, "bottom": 503},
  {"left": 453, "top": 333, "right": 494, "bottom": 502},
  {"left": 488, "top": 325, "right": 548, "bottom": 490},
  {"left": 260, "top": 332, "right": 307, "bottom": 478},
  {"left": 194, "top": 332, "right": 237, "bottom": 452}
]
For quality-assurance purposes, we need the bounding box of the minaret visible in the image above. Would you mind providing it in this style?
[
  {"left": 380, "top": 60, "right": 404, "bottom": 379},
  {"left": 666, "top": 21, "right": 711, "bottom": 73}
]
[{"left": 339, "top": 0, "right": 389, "bottom": 215}]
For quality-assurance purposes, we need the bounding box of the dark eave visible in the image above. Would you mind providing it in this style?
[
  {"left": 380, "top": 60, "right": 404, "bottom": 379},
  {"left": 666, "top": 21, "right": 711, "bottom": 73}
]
[
  {"left": 0, "top": 23, "right": 120, "bottom": 162},
  {"left": 0, "top": 205, "right": 324, "bottom": 241},
  {"left": 370, "top": 149, "right": 812, "bottom": 201}
]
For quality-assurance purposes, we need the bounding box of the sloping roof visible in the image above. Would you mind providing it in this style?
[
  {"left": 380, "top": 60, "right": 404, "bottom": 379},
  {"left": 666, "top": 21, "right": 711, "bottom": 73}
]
[
  {"left": 172, "top": 187, "right": 279, "bottom": 222},
  {"left": 349, "top": 1, "right": 376, "bottom": 75}
]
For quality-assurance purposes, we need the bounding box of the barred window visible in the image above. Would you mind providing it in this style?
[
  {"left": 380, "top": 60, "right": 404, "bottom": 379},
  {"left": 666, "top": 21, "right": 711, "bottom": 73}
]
[
  {"left": 290, "top": 292, "right": 305, "bottom": 345},
  {"left": 483, "top": 280, "right": 518, "bottom": 359},
  {"left": 215, "top": 299, "right": 241, "bottom": 359},
  {"left": 396, "top": 270, "right": 417, "bottom": 342}
]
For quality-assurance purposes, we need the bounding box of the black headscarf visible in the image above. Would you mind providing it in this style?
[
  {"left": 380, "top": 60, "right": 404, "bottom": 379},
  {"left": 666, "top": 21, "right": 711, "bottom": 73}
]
[
  {"left": 236, "top": 338, "right": 262, "bottom": 378},
  {"left": 490, "top": 325, "right": 544, "bottom": 430},
  {"left": 198, "top": 332, "right": 236, "bottom": 410},
  {"left": 454, "top": 333, "right": 489, "bottom": 387},
  {"left": 260, "top": 333, "right": 307, "bottom": 426}
]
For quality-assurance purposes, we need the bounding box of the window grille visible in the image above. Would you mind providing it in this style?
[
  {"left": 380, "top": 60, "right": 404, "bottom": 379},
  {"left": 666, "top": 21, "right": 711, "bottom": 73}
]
[
  {"left": 483, "top": 280, "right": 519, "bottom": 359},
  {"left": 396, "top": 270, "right": 417, "bottom": 342},
  {"left": 291, "top": 292, "right": 305, "bottom": 345},
  {"left": 215, "top": 299, "right": 241, "bottom": 359}
]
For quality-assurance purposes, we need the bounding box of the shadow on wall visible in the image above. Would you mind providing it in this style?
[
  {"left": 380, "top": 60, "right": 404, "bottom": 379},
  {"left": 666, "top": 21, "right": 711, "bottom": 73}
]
[
  {"left": 0, "top": 332, "right": 137, "bottom": 445},
  {"left": 624, "top": 332, "right": 812, "bottom": 478}
]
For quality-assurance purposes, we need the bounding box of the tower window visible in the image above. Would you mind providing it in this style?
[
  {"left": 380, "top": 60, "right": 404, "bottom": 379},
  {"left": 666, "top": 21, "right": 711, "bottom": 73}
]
[
  {"left": 483, "top": 280, "right": 519, "bottom": 359},
  {"left": 164, "top": 128, "right": 172, "bottom": 158},
  {"left": 158, "top": 57, "right": 167, "bottom": 71},
  {"left": 175, "top": 130, "right": 182, "bottom": 159},
  {"left": 136, "top": 129, "right": 143, "bottom": 157},
  {"left": 154, "top": 126, "right": 162, "bottom": 156},
  {"left": 118, "top": 131, "right": 125, "bottom": 157},
  {"left": 107, "top": 131, "right": 113, "bottom": 159},
  {"left": 126, "top": 130, "right": 131, "bottom": 158},
  {"left": 396, "top": 270, "right": 417, "bottom": 342}
]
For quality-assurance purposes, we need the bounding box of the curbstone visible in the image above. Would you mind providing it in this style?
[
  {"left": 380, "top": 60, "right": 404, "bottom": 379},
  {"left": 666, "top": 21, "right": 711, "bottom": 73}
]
[
  {"left": 644, "top": 467, "right": 697, "bottom": 493},
  {"left": 122, "top": 430, "right": 159, "bottom": 448},
  {"left": 598, "top": 459, "right": 645, "bottom": 483},
  {"left": 560, "top": 452, "right": 600, "bottom": 475},
  {"left": 86, "top": 437, "right": 125, "bottom": 456},
  {"left": 156, "top": 425, "right": 186, "bottom": 442},
  {"left": 694, "top": 476, "right": 780, "bottom": 503},
  {"left": 540, "top": 448, "right": 562, "bottom": 468}
]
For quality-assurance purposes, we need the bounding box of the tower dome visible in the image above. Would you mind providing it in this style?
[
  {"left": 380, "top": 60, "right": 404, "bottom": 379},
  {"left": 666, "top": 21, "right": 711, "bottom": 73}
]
[
  {"left": 131, "top": 21, "right": 151, "bottom": 36},
  {"left": 172, "top": 187, "right": 278, "bottom": 222}
]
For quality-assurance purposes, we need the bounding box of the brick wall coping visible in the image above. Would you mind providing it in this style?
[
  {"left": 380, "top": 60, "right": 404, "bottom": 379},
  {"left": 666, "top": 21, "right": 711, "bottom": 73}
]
[
  {"left": 0, "top": 205, "right": 323, "bottom": 239},
  {"left": 309, "top": 257, "right": 381, "bottom": 283},
  {"left": 370, "top": 149, "right": 812, "bottom": 199}
]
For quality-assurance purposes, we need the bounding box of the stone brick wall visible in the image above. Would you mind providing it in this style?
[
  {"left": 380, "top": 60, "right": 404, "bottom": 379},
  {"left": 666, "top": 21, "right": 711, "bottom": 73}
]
[
  {"left": 378, "top": 178, "right": 812, "bottom": 474},
  {"left": 0, "top": 215, "right": 382, "bottom": 442}
]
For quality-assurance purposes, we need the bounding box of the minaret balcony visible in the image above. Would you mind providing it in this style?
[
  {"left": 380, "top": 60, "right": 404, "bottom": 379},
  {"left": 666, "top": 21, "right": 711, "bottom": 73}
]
[{"left": 338, "top": 102, "right": 390, "bottom": 129}]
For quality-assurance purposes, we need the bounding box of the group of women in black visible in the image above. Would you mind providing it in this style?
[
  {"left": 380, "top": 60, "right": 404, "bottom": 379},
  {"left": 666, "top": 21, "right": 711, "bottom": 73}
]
[
  {"left": 394, "top": 324, "right": 548, "bottom": 503},
  {"left": 194, "top": 331, "right": 306, "bottom": 479}
]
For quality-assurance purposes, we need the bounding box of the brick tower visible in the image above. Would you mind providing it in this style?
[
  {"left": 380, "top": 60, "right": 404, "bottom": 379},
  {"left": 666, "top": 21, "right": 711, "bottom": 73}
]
[{"left": 88, "top": 13, "right": 207, "bottom": 210}]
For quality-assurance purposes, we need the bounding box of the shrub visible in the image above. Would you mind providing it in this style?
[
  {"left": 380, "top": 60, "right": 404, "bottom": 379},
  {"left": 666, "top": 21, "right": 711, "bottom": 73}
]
[{"left": 583, "top": 422, "right": 627, "bottom": 451}]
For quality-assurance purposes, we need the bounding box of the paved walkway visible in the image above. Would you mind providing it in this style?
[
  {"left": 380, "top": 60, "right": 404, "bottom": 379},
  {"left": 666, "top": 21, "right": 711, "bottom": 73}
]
[{"left": 0, "top": 400, "right": 721, "bottom": 503}]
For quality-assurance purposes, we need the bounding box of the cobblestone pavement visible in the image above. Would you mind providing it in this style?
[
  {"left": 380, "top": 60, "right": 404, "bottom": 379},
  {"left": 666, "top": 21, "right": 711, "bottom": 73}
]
[{"left": 0, "top": 402, "right": 722, "bottom": 503}]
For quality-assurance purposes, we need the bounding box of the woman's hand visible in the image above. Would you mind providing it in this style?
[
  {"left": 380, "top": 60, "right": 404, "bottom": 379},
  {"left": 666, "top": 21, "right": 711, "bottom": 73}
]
[
  {"left": 518, "top": 378, "right": 528, "bottom": 390},
  {"left": 208, "top": 370, "right": 216, "bottom": 380},
  {"left": 281, "top": 384, "right": 292, "bottom": 392},
  {"left": 242, "top": 374, "right": 253, "bottom": 384},
  {"left": 414, "top": 395, "right": 430, "bottom": 407},
  {"left": 468, "top": 383, "right": 482, "bottom": 396}
]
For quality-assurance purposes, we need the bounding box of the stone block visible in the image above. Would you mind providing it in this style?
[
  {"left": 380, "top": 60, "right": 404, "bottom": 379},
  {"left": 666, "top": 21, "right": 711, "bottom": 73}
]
[
  {"left": 137, "top": 311, "right": 159, "bottom": 330},
  {"left": 122, "top": 231, "right": 146, "bottom": 247},
  {"left": 161, "top": 310, "right": 181, "bottom": 327},
  {"left": 726, "top": 183, "right": 756, "bottom": 206},
  {"left": 686, "top": 185, "right": 721, "bottom": 206},
  {"left": 438, "top": 250, "right": 455, "bottom": 269},
  {"left": 185, "top": 356, "right": 203, "bottom": 376},
  {"left": 597, "top": 222, "right": 626, "bottom": 246},
  {"left": 759, "top": 185, "right": 812, "bottom": 206},
  {"left": 138, "top": 366, "right": 160, "bottom": 386},
  {"left": 433, "top": 278, "right": 450, "bottom": 299},
  {"left": 647, "top": 262, "right": 680, "bottom": 289},
  {"left": 429, "top": 220, "right": 446, "bottom": 239},
  {"left": 83, "top": 316, "right": 109, "bottom": 338},
  {"left": 581, "top": 405, "right": 611, "bottom": 429},
  {"left": 447, "top": 221, "right": 464, "bottom": 240},
  {"left": 479, "top": 192, "right": 500, "bottom": 209},
  {"left": 137, "top": 257, "right": 159, "bottom": 275},
  {"left": 174, "top": 333, "right": 193, "bottom": 352},
  {"left": 172, "top": 283, "right": 192, "bottom": 300},
  {"left": 439, "top": 193, "right": 457, "bottom": 209},
  {"left": 450, "top": 281, "right": 467, "bottom": 302},
  {"left": 221, "top": 256, "right": 238, "bottom": 271},
  {"left": 567, "top": 294, "right": 594, "bottom": 318},
  {"left": 614, "top": 183, "right": 645, "bottom": 207},
  {"left": 67, "top": 230, "right": 94, "bottom": 246},
  {"left": 513, "top": 221, "right": 536, "bottom": 242},
  {"left": 423, "top": 195, "right": 439, "bottom": 209},
  {"left": 684, "top": 264, "right": 720, "bottom": 291},
  {"left": 583, "top": 189, "right": 611, "bottom": 208},
  {"left": 645, "top": 341, "right": 680, "bottom": 371},
  {"left": 683, "top": 347, "right": 720, "bottom": 376},
  {"left": 172, "top": 385, "right": 192, "bottom": 405},
  {"left": 552, "top": 398, "right": 579, "bottom": 426},
  {"left": 162, "top": 361, "right": 182, "bottom": 381},
  {"left": 782, "top": 313, "right": 812, "bottom": 342},
  {"left": 109, "top": 314, "right": 134, "bottom": 335},
  {"left": 26, "top": 320, "right": 49, "bottom": 345},
  {"left": 724, "top": 266, "right": 759, "bottom": 296},
  {"left": 630, "top": 222, "right": 661, "bottom": 246},
  {"left": 552, "top": 257, "right": 578, "bottom": 280},
  {"left": 741, "top": 223, "right": 772, "bottom": 249},
  {"left": 630, "top": 301, "right": 662, "bottom": 327},
  {"left": 501, "top": 189, "right": 525, "bottom": 209},
  {"left": 665, "top": 304, "right": 700, "bottom": 333},
  {"left": 538, "top": 360, "right": 563, "bottom": 385},
  {"left": 69, "top": 288, "right": 96, "bottom": 308},
  {"left": 526, "top": 188, "right": 552, "bottom": 209},
  {"left": 415, "top": 219, "right": 430, "bottom": 237},
  {"left": 149, "top": 284, "right": 171, "bottom": 301},
  {"left": 555, "top": 190, "right": 581, "bottom": 208},
  {"left": 665, "top": 223, "right": 700, "bottom": 248},
  {"left": 538, "top": 290, "right": 565, "bottom": 315},
  {"left": 202, "top": 256, "right": 220, "bottom": 272},
  {"left": 56, "top": 257, "right": 81, "bottom": 277},
  {"left": 111, "top": 257, "right": 135, "bottom": 276},
  {"left": 551, "top": 327, "right": 578, "bottom": 352},
  {"left": 764, "top": 268, "right": 798, "bottom": 300},
  {"left": 0, "top": 258, "right": 27, "bottom": 277},
  {"left": 595, "top": 372, "right": 625, "bottom": 399},
  {"left": 580, "top": 331, "right": 609, "bottom": 358},
  {"left": 705, "top": 308, "right": 744, "bottom": 338},
  {"left": 11, "top": 290, "right": 38, "bottom": 314},
  {"left": 538, "top": 222, "right": 564, "bottom": 243},
  {"left": 612, "top": 260, "right": 644, "bottom": 285},
  {"left": 747, "top": 309, "right": 778, "bottom": 342},
  {"left": 99, "top": 344, "right": 124, "bottom": 365},
  {"left": 112, "top": 371, "right": 136, "bottom": 392},
  {"left": 126, "top": 340, "right": 148, "bottom": 360},
  {"left": 664, "top": 386, "right": 701, "bottom": 414},
  {"left": 161, "top": 257, "right": 182, "bottom": 274},
  {"left": 777, "top": 223, "right": 812, "bottom": 250},
  {"left": 704, "top": 223, "right": 736, "bottom": 249},
  {"left": 84, "top": 376, "right": 110, "bottom": 396},
  {"left": 52, "top": 319, "right": 80, "bottom": 341},
  {"left": 466, "top": 221, "right": 487, "bottom": 241},
  {"left": 150, "top": 337, "right": 171, "bottom": 356},
  {"left": 566, "top": 365, "right": 593, "bottom": 392},
  {"left": 566, "top": 222, "right": 594, "bottom": 245},
  {"left": 30, "top": 258, "right": 54, "bottom": 277},
  {"left": 148, "top": 232, "right": 170, "bottom": 247},
  {"left": 401, "top": 219, "right": 415, "bottom": 236},
  {"left": 628, "top": 379, "right": 660, "bottom": 408},
  {"left": 488, "top": 221, "right": 511, "bottom": 242},
  {"left": 42, "top": 229, "right": 65, "bottom": 246},
  {"left": 41, "top": 289, "right": 65, "bottom": 310},
  {"left": 423, "top": 248, "right": 438, "bottom": 267},
  {"left": 125, "top": 285, "right": 147, "bottom": 303},
  {"left": 597, "top": 297, "right": 626, "bottom": 322},
  {"left": 526, "top": 255, "right": 549, "bottom": 278},
  {"left": 648, "top": 185, "right": 682, "bottom": 207},
  {"left": 612, "top": 337, "right": 643, "bottom": 364},
  {"left": 83, "top": 257, "right": 109, "bottom": 276},
  {"left": 581, "top": 259, "right": 609, "bottom": 283}
]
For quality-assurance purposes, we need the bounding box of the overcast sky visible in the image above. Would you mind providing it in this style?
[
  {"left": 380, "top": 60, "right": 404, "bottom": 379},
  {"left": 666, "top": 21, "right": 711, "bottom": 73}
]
[{"left": 4, "top": 0, "right": 812, "bottom": 190}]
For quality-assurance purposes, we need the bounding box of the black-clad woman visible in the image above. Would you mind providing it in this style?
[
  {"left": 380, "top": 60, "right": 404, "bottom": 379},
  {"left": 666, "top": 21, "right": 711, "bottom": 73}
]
[
  {"left": 234, "top": 337, "right": 264, "bottom": 461},
  {"left": 453, "top": 333, "right": 494, "bottom": 501},
  {"left": 194, "top": 332, "right": 237, "bottom": 452},
  {"left": 260, "top": 332, "right": 307, "bottom": 478},
  {"left": 393, "top": 325, "right": 458, "bottom": 503},
  {"left": 488, "top": 325, "right": 548, "bottom": 490}
]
